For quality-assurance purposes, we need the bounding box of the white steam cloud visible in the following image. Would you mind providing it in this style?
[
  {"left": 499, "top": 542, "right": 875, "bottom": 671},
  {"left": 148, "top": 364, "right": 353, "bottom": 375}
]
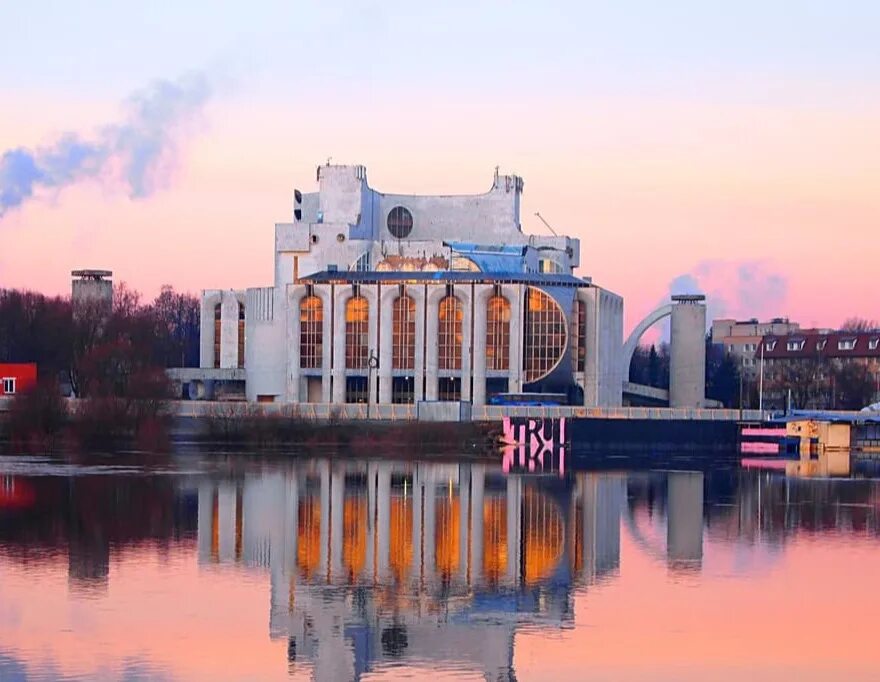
[{"left": 0, "top": 73, "right": 213, "bottom": 217}]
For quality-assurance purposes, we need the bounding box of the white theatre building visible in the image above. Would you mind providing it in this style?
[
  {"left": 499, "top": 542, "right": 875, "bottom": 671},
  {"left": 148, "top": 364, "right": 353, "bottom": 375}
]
[{"left": 199, "top": 163, "right": 624, "bottom": 407}]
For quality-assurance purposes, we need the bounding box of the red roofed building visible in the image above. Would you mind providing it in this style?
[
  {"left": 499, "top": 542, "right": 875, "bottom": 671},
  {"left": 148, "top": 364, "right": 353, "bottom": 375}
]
[
  {"left": 758, "top": 331, "right": 880, "bottom": 410},
  {"left": 0, "top": 363, "right": 38, "bottom": 396}
]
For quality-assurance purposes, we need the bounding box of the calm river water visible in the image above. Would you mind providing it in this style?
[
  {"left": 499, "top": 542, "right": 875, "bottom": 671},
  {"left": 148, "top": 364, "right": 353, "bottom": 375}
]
[{"left": 1, "top": 450, "right": 879, "bottom": 681}]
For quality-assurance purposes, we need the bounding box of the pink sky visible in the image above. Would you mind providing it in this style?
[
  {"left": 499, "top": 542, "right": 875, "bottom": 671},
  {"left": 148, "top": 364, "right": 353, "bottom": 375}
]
[{"left": 2, "top": 91, "right": 878, "bottom": 334}]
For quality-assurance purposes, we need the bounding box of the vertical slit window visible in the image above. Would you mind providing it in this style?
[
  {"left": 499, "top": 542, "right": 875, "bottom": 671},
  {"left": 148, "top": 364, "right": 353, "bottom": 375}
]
[
  {"left": 237, "top": 302, "right": 245, "bottom": 368},
  {"left": 213, "top": 303, "right": 222, "bottom": 368}
]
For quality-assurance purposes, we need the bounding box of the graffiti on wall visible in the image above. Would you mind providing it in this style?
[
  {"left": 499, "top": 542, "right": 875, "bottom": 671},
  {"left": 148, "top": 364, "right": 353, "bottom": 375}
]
[{"left": 500, "top": 417, "right": 568, "bottom": 476}]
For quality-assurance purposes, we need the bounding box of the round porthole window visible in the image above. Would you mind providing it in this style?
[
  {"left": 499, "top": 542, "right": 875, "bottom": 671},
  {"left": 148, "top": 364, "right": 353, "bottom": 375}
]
[{"left": 387, "top": 206, "right": 413, "bottom": 239}]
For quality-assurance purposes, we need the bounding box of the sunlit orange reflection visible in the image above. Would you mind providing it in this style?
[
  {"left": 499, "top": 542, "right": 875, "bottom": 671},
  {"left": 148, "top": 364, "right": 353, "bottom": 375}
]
[
  {"left": 297, "top": 496, "right": 320, "bottom": 579},
  {"left": 483, "top": 495, "right": 507, "bottom": 583},
  {"left": 343, "top": 494, "right": 367, "bottom": 580},
  {"left": 435, "top": 491, "right": 460, "bottom": 579},
  {"left": 523, "top": 490, "right": 563, "bottom": 585},
  {"left": 390, "top": 495, "right": 413, "bottom": 582}
]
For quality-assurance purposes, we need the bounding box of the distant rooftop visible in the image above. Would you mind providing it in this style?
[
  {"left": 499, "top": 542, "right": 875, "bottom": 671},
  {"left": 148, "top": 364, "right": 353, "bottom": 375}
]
[{"left": 72, "top": 269, "right": 112, "bottom": 280}]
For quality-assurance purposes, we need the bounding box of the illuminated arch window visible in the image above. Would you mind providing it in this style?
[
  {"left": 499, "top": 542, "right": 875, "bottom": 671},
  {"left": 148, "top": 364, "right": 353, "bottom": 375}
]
[
  {"left": 237, "top": 302, "right": 245, "bottom": 368},
  {"left": 345, "top": 296, "right": 369, "bottom": 369},
  {"left": 438, "top": 295, "right": 463, "bottom": 370},
  {"left": 392, "top": 294, "right": 415, "bottom": 370},
  {"left": 300, "top": 295, "right": 323, "bottom": 369},
  {"left": 523, "top": 287, "right": 567, "bottom": 383},
  {"left": 486, "top": 295, "right": 510, "bottom": 371},
  {"left": 213, "top": 303, "right": 221, "bottom": 368},
  {"left": 450, "top": 256, "right": 480, "bottom": 272},
  {"left": 351, "top": 252, "right": 371, "bottom": 272}
]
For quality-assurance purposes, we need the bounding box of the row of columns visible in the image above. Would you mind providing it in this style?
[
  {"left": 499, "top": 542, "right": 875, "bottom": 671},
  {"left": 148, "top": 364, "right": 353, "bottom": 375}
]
[{"left": 286, "top": 282, "right": 530, "bottom": 405}]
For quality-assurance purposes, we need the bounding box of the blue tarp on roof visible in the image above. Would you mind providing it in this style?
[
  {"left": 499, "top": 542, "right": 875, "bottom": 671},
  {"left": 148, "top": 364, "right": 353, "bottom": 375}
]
[
  {"left": 302, "top": 270, "right": 591, "bottom": 287},
  {"left": 444, "top": 241, "right": 527, "bottom": 273}
]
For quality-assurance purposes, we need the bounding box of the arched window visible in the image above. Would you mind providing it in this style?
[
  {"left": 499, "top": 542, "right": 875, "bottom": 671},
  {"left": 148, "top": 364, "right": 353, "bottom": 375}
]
[
  {"left": 486, "top": 295, "right": 510, "bottom": 371},
  {"left": 213, "top": 303, "right": 222, "bottom": 368},
  {"left": 300, "top": 295, "right": 323, "bottom": 369},
  {"left": 438, "top": 295, "right": 463, "bottom": 370},
  {"left": 392, "top": 295, "right": 415, "bottom": 370},
  {"left": 345, "top": 296, "right": 369, "bottom": 369},
  {"left": 523, "top": 287, "right": 567, "bottom": 383},
  {"left": 237, "top": 302, "right": 245, "bottom": 368}
]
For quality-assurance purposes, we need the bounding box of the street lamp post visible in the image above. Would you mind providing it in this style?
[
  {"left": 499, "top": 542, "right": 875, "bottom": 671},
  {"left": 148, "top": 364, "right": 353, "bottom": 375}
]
[{"left": 367, "top": 350, "right": 378, "bottom": 419}]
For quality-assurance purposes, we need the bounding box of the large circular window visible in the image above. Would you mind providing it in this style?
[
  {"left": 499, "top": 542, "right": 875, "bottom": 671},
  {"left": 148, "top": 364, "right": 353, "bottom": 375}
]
[
  {"left": 523, "top": 287, "right": 568, "bottom": 383},
  {"left": 387, "top": 206, "right": 413, "bottom": 239}
]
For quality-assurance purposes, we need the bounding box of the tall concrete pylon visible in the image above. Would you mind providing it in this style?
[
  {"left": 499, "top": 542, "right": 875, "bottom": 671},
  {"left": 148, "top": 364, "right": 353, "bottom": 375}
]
[{"left": 669, "top": 295, "right": 706, "bottom": 408}]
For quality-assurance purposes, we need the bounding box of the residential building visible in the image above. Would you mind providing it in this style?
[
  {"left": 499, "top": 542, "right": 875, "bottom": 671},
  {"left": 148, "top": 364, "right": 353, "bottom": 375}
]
[
  {"left": 0, "top": 363, "right": 37, "bottom": 396},
  {"left": 759, "top": 330, "right": 880, "bottom": 409},
  {"left": 711, "top": 318, "right": 801, "bottom": 378}
]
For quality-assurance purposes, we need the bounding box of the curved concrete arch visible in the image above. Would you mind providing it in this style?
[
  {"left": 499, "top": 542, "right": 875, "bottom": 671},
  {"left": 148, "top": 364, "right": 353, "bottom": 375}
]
[{"left": 621, "top": 304, "right": 672, "bottom": 379}]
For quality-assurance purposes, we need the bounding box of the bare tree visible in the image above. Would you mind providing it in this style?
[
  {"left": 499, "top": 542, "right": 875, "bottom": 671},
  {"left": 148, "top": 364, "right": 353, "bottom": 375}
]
[{"left": 840, "top": 317, "right": 879, "bottom": 332}]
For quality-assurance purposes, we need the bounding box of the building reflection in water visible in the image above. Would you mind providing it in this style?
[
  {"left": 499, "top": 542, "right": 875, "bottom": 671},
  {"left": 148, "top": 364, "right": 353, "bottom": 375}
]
[
  {"left": 196, "top": 461, "right": 626, "bottom": 681},
  {"left": 5, "top": 458, "right": 880, "bottom": 680}
]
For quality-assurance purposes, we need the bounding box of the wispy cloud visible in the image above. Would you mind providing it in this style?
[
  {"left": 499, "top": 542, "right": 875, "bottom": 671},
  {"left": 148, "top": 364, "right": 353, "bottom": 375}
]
[{"left": 0, "top": 72, "right": 214, "bottom": 218}]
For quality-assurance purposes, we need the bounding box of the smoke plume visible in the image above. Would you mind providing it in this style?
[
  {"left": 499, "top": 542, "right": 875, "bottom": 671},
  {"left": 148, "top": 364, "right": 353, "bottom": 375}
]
[
  {"left": 0, "top": 73, "right": 212, "bottom": 217},
  {"left": 669, "top": 259, "right": 789, "bottom": 324}
]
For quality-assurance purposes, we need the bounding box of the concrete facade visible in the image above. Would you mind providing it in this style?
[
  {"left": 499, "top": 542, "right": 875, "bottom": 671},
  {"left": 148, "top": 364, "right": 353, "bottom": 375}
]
[{"left": 199, "top": 163, "right": 624, "bottom": 407}]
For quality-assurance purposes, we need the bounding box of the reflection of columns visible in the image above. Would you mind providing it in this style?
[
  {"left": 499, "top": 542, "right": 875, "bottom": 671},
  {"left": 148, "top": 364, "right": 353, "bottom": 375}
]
[
  {"left": 218, "top": 484, "right": 237, "bottom": 562},
  {"left": 472, "top": 286, "right": 491, "bottom": 406},
  {"left": 197, "top": 483, "right": 214, "bottom": 561},
  {"left": 459, "top": 465, "right": 470, "bottom": 581},
  {"left": 378, "top": 288, "right": 395, "bottom": 404},
  {"left": 506, "top": 477, "right": 521, "bottom": 584},
  {"left": 377, "top": 465, "right": 391, "bottom": 579},
  {"left": 320, "top": 461, "right": 331, "bottom": 575},
  {"left": 365, "top": 463, "right": 376, "bottom": 580},
  {"left": 287, "top": 471, "right": 299, "bottom": 575},
  {"left": 470, "top": 465, "right": 485, "bottom": 585},
  {"left": 330, "top": 468, "right": 344, "bottom": 580},
  {"left": 411, "top": 468, "right": 423, "bottom": 580},
  {"left": 581, "top": 474, "right": 624, "bottom": 580},
  {"left": 423, "top": 482, "right": 437, "bottom": 582},
  {"left": 667, "top": 472, "right": 704, "bottom": 565}
]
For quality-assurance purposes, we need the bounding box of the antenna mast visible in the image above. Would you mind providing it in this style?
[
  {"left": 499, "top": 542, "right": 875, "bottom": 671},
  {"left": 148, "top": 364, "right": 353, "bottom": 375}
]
[{"left": 534, "top": 212, "right": 558, "bottom": 237}]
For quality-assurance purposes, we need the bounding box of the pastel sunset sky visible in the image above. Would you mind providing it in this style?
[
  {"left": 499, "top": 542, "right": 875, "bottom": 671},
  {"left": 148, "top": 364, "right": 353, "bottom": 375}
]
[{"left": 1, "top": 1, "right": 878, "bottom": 333}]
